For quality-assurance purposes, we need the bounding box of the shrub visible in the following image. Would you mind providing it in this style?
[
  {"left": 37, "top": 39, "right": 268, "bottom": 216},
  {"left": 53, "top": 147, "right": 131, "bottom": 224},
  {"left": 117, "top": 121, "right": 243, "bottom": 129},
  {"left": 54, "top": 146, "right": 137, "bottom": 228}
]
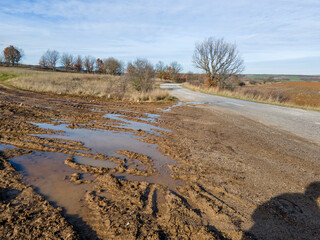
[{"left": 126, "top": 59, "right": 155, "bottom": 92}]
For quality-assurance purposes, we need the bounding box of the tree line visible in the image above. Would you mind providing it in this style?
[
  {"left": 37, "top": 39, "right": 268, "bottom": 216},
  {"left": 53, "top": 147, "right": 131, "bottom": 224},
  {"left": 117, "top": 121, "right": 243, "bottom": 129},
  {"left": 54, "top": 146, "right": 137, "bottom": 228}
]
[
  {"left": 38, "top": 50, "right": 186, "bottom": 81},
  {"left": 39, "top": 50, "right": 125, "bottom": 75},
  {"left": 1, "top": 37, "right": 245, "bottom": 88}
]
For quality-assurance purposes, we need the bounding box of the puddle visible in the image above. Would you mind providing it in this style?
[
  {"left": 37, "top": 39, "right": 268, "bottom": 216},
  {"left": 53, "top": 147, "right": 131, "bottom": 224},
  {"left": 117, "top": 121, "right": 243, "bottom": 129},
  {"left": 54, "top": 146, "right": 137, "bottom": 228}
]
[
  {"left": 9, "top": 110, "right": 184, "bottom": 230},
  {"left": 160, "top": 101, "right": 204, "bottom": 112},
  {"left": 31, "top": 123, "right": 172, "bottom": 167},
  {"left": 103, "top": 113, "right": 170, "bottom": 134},
  {"left": 0, "top": 143, "right": 17, "bottom": 151},
  {"left": 161, "top": 102, "right": 184, "bottom": 112},
  {"left": 9, "top": 152, "right": 94, "bottom": 225},
  {"left": 74, "top": 155, "right": 118, "bottom": 169},
  {"left": 30, "top": 120, "right": 180, "bottom": 187},
  {"left": 138, "top": 113, "right": 161, "bottom": 123}
]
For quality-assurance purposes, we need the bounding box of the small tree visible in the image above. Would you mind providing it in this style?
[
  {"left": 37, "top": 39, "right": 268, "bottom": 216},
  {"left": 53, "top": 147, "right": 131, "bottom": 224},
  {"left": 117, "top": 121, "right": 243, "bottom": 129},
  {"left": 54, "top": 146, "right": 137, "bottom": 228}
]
[
  {"left": 193, "top": 37, "right": 244, "bottom": 88},
  {"left": 155, "top": 61, "right": 167, "bottom": 79},
  {"left": 61, "top": 53, "right": 74, "bottom": 71},
  {"left": 3, "top": 45, "right": 24, "bottom": 65},
  {"left": 39, "top": 55, "right": 48, "bottom": 68},
  {"left": 84, "top": 56, "right": 95, "bottom": 73},
  {"left": 74, "top": 55, "right": 83, "bottom": 72},
  {"left": 167, "top": 61, "right": 183, "bottom": 82},
  {"left": 96, "top": 58, "right": 105, "bottom": 73},
  {"left": 104, "top": 57, "right": 123, "bottom": 75},
  {"left": 126, "top": 58, "right": 155, "bottom": 92},
  {"left": 40, "top": 50, "right": 60, "bottom": 70}
]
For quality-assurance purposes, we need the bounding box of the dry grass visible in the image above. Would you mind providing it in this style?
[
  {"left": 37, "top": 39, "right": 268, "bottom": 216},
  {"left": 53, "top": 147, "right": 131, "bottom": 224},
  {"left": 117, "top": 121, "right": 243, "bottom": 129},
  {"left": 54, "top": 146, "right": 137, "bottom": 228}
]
[
  {"left": 183, "top": 82, "right": 320, "bottom": 111},
  {"left": 257, "top": 82, "right": 320, "bottom": 107},
  {"left": 0, "top": 66, "right": 173, "bottom": 102}
]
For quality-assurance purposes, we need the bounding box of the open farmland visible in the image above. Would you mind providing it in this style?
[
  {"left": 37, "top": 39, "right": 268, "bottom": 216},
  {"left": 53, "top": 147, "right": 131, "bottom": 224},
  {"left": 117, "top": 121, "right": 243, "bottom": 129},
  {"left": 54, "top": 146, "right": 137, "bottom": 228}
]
[
  {"left": 243, "top": 74, "right": 320, "bottom": 82},
  {"left": 250, "top": 82, "right": 320, "bottom": 108}
]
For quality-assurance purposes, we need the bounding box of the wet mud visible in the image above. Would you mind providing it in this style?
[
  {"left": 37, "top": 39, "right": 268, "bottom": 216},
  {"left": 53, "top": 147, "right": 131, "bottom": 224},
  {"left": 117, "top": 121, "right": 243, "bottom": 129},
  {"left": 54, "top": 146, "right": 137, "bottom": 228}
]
[{"left": 1, "top": 82, "right": 320, "bottom": 239}]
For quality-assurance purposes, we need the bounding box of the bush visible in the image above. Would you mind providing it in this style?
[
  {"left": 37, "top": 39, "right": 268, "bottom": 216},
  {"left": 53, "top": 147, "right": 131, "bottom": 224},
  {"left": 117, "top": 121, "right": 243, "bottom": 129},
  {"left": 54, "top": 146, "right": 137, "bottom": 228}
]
[
  {"left": 104, "top": 58, "right": 123, "bottom": 75},
  {"left": 126, "top": 59, "right": 155, "bottom": 92},
  {"left": 249, "top": 80, "right": 258, "bottom": 85}
]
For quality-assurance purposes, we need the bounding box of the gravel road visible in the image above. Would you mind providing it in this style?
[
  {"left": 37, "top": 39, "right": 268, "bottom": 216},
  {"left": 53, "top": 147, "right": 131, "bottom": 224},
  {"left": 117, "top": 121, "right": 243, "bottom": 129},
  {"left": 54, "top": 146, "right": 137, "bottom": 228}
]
[{"left": 161, "top": 83, "right": 320, "bottom": 145}]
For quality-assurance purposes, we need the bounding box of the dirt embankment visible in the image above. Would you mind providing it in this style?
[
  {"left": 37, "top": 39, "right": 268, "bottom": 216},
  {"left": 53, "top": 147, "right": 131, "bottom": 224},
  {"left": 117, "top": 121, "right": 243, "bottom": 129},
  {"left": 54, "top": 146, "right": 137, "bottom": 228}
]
[{"left": 1, "top": 82, "right": 320, "bottom": 239}]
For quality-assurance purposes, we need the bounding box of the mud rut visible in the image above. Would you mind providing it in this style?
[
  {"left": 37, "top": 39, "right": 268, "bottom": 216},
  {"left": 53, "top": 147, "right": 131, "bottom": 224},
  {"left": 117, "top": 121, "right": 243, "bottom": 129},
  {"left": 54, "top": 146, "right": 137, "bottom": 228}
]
[
  {"left": 1, "top": 83, "right": 320, "bottom": 240},
  {"left": 0, "top": 84, "right": 227, "bottom": 239}
]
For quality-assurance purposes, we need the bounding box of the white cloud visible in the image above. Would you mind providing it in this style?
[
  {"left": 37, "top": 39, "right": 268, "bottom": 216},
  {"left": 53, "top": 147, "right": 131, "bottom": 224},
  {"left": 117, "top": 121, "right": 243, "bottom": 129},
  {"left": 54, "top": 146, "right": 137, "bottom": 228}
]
[{"left": 0, "top": 0, "right": 319, "bottom": 74}]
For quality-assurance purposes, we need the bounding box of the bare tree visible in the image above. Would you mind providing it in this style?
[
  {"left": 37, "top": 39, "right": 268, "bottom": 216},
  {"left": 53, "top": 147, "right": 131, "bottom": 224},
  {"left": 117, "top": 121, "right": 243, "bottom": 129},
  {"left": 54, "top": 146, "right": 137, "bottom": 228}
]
[
  {"left": 74, "top": 55, "right": 83, "bottom": 72},
  {"left": 60, "top": 53, "right": 74, "bottom": 71},
  {"left": 3, "top": 45, "right": 24, "bottom": 65},
  {"left": 126, "top": 58, "right": 155, "bottom": 92},
  {"left": 167, "top": 61, "right": 183, "bottom": 82},
  {"left": 155, "top": 61, "right": 167, "bottom": 79},
  {"left": 83, "top": 56, "right": 95, "bottom": 73},
  {"left": 40, "top": 50, "right": 60, "bottom": 70},
  {"left": 39, "top": 55, "right": 48, "bottom": 68},
  {"left": 193, "top": 37, "right": 244, "bottom": 87},
  {"left": 104, "top": 57, "right": 123, "bottom": 75}
]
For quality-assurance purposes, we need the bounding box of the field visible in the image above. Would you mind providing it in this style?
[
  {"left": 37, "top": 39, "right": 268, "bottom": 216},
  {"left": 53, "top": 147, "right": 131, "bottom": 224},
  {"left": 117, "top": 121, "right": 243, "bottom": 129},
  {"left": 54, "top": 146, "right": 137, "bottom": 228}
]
[
  {"left": 242, "top": 74, "right": 320, "bottom": 82},
  {"left": 0, "top": 66, "right": 172, "bottom": 102},
  {"left": 254, "top": 82, "right": 320, "bottom": 107}
]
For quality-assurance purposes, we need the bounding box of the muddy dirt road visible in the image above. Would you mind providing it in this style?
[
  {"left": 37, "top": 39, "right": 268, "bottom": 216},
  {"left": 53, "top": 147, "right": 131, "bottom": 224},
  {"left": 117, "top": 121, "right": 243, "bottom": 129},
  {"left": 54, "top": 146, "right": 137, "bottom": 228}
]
[
  {"left": 1, "top": 82, "right": 320, "bottom": 239},
  {"left": 161, "top": 83, "right": 320, "bottom": 145}
]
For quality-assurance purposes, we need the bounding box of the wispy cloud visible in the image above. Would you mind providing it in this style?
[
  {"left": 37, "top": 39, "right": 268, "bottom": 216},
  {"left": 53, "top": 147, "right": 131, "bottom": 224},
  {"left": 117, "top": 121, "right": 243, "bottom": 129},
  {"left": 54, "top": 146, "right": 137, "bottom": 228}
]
[{"left": 0, "top": 0, "right": 319, "bottom": 74}]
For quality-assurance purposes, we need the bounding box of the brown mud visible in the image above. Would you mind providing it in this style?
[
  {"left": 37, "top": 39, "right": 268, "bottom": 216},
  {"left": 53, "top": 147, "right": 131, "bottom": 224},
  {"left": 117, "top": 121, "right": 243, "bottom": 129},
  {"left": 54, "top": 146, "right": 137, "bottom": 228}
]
[{"left": 1, "top": 82, "right": 320, "bottom": 239}]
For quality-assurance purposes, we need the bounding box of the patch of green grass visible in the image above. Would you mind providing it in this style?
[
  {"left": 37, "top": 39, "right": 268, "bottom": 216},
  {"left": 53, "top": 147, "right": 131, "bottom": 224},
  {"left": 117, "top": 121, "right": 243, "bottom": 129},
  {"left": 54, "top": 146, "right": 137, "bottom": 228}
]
[
  {"left": 285, "top": 76, "right": 302, "bottom": 82},
  {"left": 244, "top": 74, "right": 273, "bottom": 80},
  {"left": 0, "top": 72, "right": 20, "bottom": 83}
]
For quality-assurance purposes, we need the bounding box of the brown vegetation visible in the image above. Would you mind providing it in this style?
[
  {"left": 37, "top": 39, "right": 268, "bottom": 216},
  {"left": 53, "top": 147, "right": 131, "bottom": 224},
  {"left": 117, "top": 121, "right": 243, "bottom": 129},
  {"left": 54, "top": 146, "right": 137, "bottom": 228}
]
[
  {"left": 155, "top": 61, "right": 184, "bottom": 82},
  {"left": 39, "top": 50, "right": 60, "bottom": 70},
  {"left": 126, "top": 58, "right": 155, "bottom": 92},
  {"left": 184, "top": 81, "right": 320, "bottom": 110},
  {"left": 0, "top": 67, "right": 172, "bottom": 102},
  {"left": 3, "top": 45, "right": 24, "bottom": 66},
  {"left": 193, "top": 37, "right": 244, "bottom": 87}
]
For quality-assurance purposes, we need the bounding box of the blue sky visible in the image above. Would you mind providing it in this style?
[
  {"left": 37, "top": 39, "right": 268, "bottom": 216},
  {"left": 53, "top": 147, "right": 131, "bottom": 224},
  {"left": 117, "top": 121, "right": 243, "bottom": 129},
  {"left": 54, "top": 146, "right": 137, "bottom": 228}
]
[{"left": 0, "top": 0, "right": 319, "bottom": 74}]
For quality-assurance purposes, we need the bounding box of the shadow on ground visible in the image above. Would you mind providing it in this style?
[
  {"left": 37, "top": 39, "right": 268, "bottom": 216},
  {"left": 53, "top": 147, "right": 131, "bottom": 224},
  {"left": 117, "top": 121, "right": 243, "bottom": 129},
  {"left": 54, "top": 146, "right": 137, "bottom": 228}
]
[{"left": 243, "top": 182, "right": 320, "bottom": 240}]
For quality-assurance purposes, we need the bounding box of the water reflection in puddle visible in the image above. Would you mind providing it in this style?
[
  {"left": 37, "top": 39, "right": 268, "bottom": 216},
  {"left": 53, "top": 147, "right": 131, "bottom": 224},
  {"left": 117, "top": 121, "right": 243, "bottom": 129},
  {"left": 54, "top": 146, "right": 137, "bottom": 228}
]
[
  {"left": 8, "top": 109, "right": 185, "bottom": 229},
  {"left": 104, "top": 113, "right": 169, "bottom": 133},
  {"left": 10, "top": 152, "right": 94, "bottom": 217},
  {"left": 0, "top": 143, "right": 17, "bottom": 151},
  {"left": 74, "top": 155, "right": 118, "bottom": 169},
  {"left": 160, "top": 101, "right": 204, "bottom": 112},
  {"left": 31, "top": 122, "right": 174, "bottom": 169},
  {"left": 29, "top": 114, "right": 180, "bottom": 187}
]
